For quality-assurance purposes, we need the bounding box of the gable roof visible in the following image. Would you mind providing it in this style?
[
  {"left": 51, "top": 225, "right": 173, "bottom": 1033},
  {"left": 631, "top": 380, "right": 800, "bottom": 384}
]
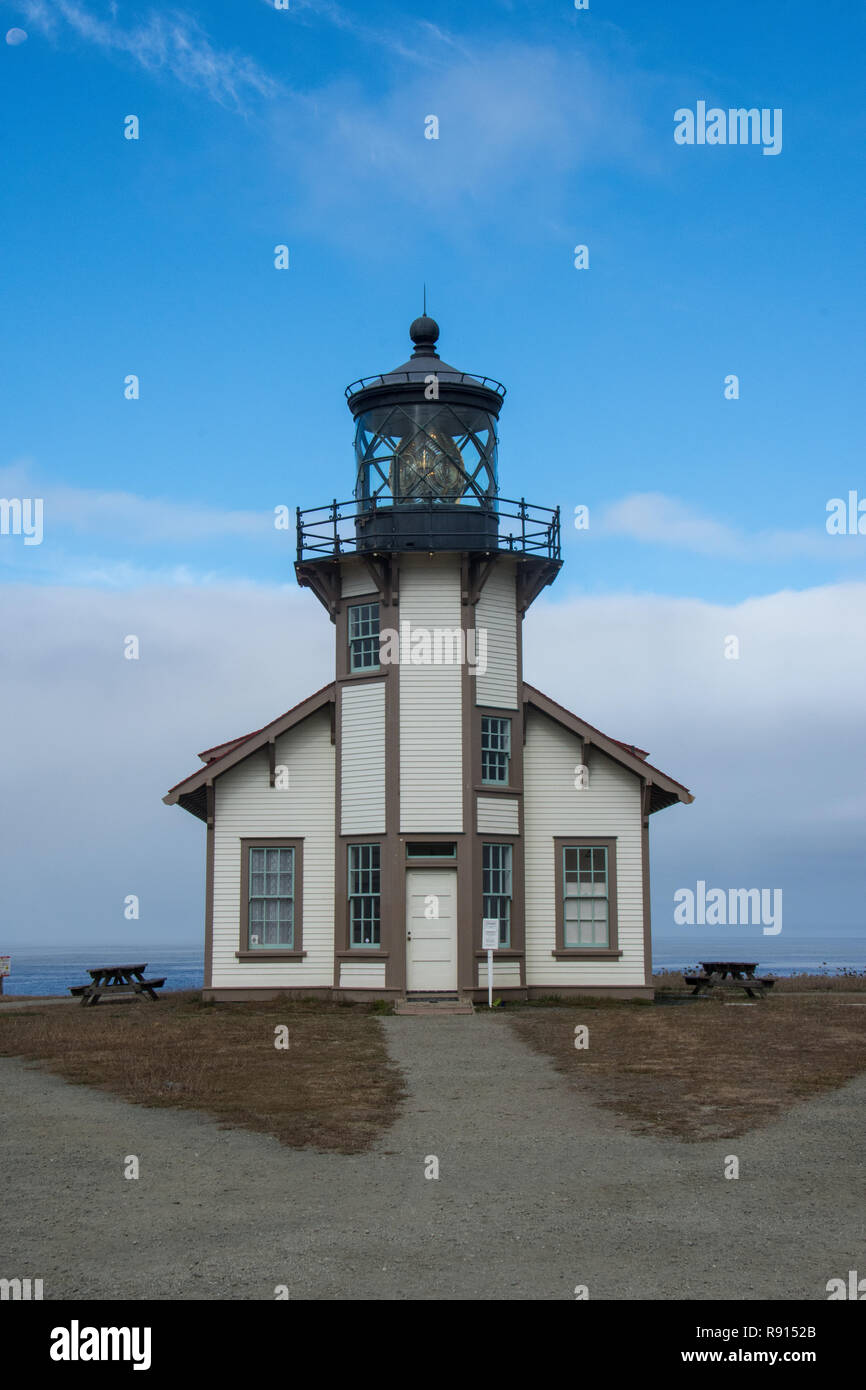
[
  {"left": 522, "top": 683, "right": 693, "bottom": 813},
  {"left": 163, "top": 683, "right": 336, "bottom": 821},
  {"left": 164, "top": 678, "right": 692, "bottom": 824},
  {"left": 197, "top": 734, "right": 255, "bottom": 764}
]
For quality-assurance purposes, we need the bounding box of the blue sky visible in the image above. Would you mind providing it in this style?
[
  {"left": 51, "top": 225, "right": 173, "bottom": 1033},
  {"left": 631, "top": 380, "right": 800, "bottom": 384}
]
[{"left": 1, "top": 0, "right": 865, "bottom": 952}]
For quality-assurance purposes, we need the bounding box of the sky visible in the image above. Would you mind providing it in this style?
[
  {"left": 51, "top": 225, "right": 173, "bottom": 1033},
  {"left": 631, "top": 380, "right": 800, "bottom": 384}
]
[{"left": 1, "top": 0, "right": 864, "bottom": 955}]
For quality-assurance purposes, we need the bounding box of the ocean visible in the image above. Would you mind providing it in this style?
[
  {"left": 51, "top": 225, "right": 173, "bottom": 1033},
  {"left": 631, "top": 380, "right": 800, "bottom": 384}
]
[
  {"left": 652, "top": 934, "right": 866, "bottom": 977},
  {"left": 0, "top": 947, "right": 204, "bottom": 997},
  {"left": 0, "top": 939, "right": 863, "bottom": 996}
]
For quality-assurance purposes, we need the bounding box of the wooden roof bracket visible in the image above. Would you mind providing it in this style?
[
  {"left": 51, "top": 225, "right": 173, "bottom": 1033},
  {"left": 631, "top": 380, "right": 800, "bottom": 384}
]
[
  {"left": 295, "top": 562, "right": 342, "bottom": 618},
  {"left": 516, "top": 558, "right": 562, "bottom": 614},
  {"left": 461, "top": 553, "right": 497, "bottom": 606},
  {"left": 358, "top": 553, "right": 395, "bottom": 605}
]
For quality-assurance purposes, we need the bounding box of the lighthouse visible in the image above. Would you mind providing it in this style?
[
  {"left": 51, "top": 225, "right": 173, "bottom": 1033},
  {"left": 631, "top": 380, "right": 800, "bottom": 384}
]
[{"left": 165, "top": 315, "right": 692, "bottom": 1002}]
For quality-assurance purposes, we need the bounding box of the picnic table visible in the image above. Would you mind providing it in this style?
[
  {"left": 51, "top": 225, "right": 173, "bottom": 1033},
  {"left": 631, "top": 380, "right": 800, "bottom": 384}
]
[
  {"left": 684, "top": 961, "right": 776, "bottom": 1000},
  {"left": 69, "top": 963, "right": 165, "bottom": 1007}
]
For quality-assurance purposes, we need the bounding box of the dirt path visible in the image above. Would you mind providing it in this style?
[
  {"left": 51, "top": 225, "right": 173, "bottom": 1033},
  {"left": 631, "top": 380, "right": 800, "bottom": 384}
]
[{"left": 1, "top": 1013, "right": 862, "bottom": 1300}]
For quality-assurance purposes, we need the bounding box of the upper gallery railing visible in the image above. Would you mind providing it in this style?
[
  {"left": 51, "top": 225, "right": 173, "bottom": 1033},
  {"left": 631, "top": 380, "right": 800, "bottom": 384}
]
[{"left": 296, "top": 496, "right": 561, "bottom": 561}]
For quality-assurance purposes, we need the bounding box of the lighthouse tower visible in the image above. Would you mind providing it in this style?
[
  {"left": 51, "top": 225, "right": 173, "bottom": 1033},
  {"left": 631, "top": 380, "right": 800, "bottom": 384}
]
[
  {"left": 166, "top": 313, "right": 691, "bottom": 1004},
  {"left": 295, "top": 314, "right": 562, "bottom": 997}
]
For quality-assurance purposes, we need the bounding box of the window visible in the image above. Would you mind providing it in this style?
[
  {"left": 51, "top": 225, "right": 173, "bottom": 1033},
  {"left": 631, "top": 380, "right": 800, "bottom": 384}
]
[
  {"left": 348, "top": 603, "right": 380, "bottom": 672},
  {"left": 563, "top": 845, "right": 609, "bottom": 947},
  {"left": 483, "top": 843, "right": 512, "bottom": 947},
  {"left": 406, "top": 842, "right": 456, "bottom": 858},
  {"left": 481, "top": 716, "right": 511, "bottom": 784},
  {"left": 248, "top": 846, "right": 294, "bottom": 949},
  {"left": 349, "top": 843, "right": 381, "bottom": 946}
]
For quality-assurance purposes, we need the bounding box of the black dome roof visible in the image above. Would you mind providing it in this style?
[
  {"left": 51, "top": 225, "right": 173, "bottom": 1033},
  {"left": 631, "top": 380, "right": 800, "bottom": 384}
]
[{"left": 345, "top": 316, "right": 505, "bottom": 415}]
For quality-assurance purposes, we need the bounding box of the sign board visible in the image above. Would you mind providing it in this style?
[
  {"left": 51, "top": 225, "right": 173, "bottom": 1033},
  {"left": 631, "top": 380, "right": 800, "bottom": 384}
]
[
  {"left": 0, "top": 957, "right": 9, "bottom": 976},
  {"left": 481, "top": 919, "right": 499, "bottom": 951}
]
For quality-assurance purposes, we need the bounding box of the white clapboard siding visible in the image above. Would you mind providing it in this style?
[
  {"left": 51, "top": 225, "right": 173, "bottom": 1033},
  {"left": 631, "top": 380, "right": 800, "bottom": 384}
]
[
  {"left": 399, "top": 558, "right": 463, "bottom": 832},
  {"left": 340, "top": 682, "right": 386, "bottom": 834},
  {"left": 476, "top": 959, "right": 522, "bottom": 989},
  {"left": 477, "top": 796, "right": 520, "bottom": 835},
  {"left": 474, "top": 561, "right": 518, "bottom": 709},
  {"left": 523, "top": 707, "right": 645, "bottom": 986},
  {"left": 341, "top": 562, "right": 378, "bottom": 600},
  {"left": 340, "top": 960, "right": 387, "bottom": 989},
  {"left": 212, "top": 707, "right": 335, "bottom": 988}
]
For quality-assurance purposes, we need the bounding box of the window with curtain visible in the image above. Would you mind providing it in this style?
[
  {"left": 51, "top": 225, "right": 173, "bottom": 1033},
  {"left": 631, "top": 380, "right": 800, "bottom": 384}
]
[{"left": 248, "top": 846, "right": 294, "bottom": 948}]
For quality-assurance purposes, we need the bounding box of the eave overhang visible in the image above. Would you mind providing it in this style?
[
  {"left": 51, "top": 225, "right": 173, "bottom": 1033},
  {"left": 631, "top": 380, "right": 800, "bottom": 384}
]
[
  {"left": 522, "top": 683, "right": 694, "bottom": 813},
  {"left": 164, "top": 683, "right": 336, "bottom": 821}
]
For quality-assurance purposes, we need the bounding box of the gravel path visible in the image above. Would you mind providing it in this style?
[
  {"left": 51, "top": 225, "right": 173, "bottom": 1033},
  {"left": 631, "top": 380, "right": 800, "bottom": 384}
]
[{"left": 1, "top": 1012, "right": 862, "bottom": 1300}]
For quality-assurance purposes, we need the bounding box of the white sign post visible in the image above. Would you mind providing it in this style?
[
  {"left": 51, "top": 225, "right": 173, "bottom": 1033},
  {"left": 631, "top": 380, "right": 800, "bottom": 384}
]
[
  {"left": 0, "top": 956, "right": 9, "bottom": 997},
  {"left": 481, "top": 919, "right": 499, "bottom": 1008}
]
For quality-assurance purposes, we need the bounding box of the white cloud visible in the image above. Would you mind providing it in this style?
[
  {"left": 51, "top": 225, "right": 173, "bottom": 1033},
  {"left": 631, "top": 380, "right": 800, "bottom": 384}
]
[
  {"left": 0, "top": 464, "right": 273, "bottom": 546},
  {"left": 1, "top": 578, "right": 863, "bottom": 946},
  {"left": 49, "top": 485, "right": 271, "bottom": 543},
  {"left": 17, "top": 0, "right": 281, "bottom": 108},
  {"left": 14, "top": 3, "right": 650, "bottom": 235},
  {"left": 269, "top": 41, "right": 648, "bottom": 239},
  {"left": 259, "top": 0, "right": 466, "bottom": 68},
  {"left": 599, "top": 492, "right": 850, "bottom": 562},
  {"left": 525, "top": 581, "right": 866, "bottom": 936}
]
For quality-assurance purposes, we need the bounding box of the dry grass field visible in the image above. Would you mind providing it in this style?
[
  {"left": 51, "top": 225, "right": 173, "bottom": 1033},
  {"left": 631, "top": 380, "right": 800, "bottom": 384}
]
[
  {"left": 652, "top": 968, "right": 866, "bottom": 993},
  {"left": 2, "top": 984, "right": 865, "bottom": 1151},
  {"left": 0, "top": 992, "right": 405, "bottom": 1153},
  {"left": 508, "top": 993, "right": 866, "bottom": 1141}
]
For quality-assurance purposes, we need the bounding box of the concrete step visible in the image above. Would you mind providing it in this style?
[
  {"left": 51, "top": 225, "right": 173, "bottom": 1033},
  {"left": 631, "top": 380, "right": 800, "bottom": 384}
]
[{"left": 395, "top": 997, "right": 475, "bottom": 1016}]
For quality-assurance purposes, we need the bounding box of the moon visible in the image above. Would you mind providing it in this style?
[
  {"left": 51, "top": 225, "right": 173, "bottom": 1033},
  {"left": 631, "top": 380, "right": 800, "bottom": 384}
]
[{"left": 6, "top": 28, "right": 28, "bottom": 45}]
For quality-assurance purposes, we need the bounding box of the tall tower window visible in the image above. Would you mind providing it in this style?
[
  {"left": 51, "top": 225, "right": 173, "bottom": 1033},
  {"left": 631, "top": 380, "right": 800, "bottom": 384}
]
[
  {"left": 348, "top": 843, "right": 381, "bottom": 946},
  {"left": 481, "top": 716, "right": 511, "bottom": 784},
  {"left": 348, "top": 603, "right": 380, "bottom": 672},
  {"left": 483, "top": 843, "right": 512, "bottom": 947}
]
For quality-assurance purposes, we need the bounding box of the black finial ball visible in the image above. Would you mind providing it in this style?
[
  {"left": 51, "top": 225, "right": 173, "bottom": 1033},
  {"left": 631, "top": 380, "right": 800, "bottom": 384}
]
[{"left": 409, "top": 314, "right": 439, "bottom": 346}]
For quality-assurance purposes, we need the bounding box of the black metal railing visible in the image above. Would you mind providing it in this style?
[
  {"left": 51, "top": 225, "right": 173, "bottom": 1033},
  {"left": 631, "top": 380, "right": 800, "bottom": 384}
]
[
  {"left": 345, "top": 371, "right": 506, "bottom": 399},
  {"left": 296, "top": 496, "right": 561, "bottom": 562}
]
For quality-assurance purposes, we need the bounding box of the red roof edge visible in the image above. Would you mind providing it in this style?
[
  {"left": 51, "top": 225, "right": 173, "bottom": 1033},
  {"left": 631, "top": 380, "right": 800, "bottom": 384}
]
[
  {"left": 166, "top": 682, "right": 336, "bottom": 798},
  {"left": 522, "top": 682, "right": 693, "bottom": 801}
]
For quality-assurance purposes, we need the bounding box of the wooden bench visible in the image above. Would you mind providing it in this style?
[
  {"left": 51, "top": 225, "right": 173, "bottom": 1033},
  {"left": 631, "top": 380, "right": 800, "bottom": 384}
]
[
  {"left": 685, "top": 966, "right": 776, "bottom": 1000},
  {"left": 70, "top": 964, "right": 165, "bottom": 1006}
]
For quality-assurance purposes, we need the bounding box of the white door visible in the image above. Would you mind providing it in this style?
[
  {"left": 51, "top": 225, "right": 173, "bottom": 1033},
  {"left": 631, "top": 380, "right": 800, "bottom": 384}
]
[{"left": 406, "top": 868, "right": 458, "bottom": 992}]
